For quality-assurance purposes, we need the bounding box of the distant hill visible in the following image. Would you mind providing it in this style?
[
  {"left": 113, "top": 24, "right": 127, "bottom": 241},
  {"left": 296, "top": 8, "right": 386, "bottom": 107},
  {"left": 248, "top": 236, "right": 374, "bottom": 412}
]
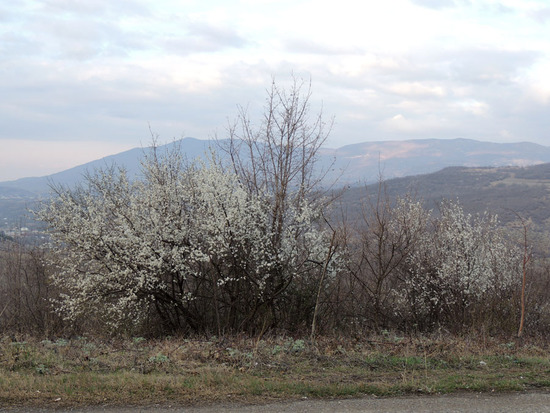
[
  {"left": 3, "top": 137, "right": 550, "bottom": 197},
  {"left": 0, "top": 186, "right": 36, "bottom": 199},
  {"left": 342, "top": 162, "right": 550, "bottom": 231},
  {"left": 3, "top": 137, "right": 550, "bottom": 229},
  {"left": 0, "top": 138, "right": 217, "bottom": 196},
  {"left": 323, "top": 138, "right": 550, "bottom": 184}
]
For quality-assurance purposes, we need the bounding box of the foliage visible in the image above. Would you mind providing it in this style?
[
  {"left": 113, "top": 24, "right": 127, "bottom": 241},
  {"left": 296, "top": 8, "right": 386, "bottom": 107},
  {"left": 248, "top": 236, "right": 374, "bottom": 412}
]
[
  {"left": 343, "top": 190, "right": 523, "bottom": 335},
  {"left": 402, "top": 200, "right": 521, "bottom": 331},
  {"left": 36, "top": 147, "right": 334, "bottom": 335}
]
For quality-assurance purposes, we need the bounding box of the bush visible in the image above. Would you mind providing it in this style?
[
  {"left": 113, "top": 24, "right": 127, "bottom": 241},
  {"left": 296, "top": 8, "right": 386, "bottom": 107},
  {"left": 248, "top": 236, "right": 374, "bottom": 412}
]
[
  {"left": 341, "top": 195, "right": 523, "bottom": 335},
  {"left": 36, "top": 151, "right": 335, "bottom": 336},
  {"left": 0, "top": 239, "right": 64, "bottom": 336}
]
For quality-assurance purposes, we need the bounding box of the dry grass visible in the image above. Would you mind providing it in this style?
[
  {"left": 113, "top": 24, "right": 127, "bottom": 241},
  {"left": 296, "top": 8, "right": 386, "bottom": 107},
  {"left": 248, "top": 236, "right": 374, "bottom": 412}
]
[{"left": 1, "top": 333, "right": 550, "bottom": 409}]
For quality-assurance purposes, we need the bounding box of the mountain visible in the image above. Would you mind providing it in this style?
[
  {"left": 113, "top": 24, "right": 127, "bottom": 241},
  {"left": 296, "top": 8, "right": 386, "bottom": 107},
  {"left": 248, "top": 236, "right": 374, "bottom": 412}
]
[
  {"left": 3, "top": 137, "right": 550, "bottom": 198},
  {"left": 322, "top": 138, "right": 550, "bottom": 184},
  {"left": 0, "top": 138, "right": 216, "bottom": 196},
  {"left": 2, "top": 137, "right": 550, "bottom": 229},
  {"left": 0, "top": 138, "right": 550, "bottom": 196}
]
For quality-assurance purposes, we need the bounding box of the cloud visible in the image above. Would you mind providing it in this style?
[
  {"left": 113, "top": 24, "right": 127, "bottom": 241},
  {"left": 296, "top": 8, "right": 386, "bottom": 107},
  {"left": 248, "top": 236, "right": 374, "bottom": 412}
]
[
  {"left": 2, "top": 0, "right": 550, "bottom": 180},
  {"left": 529, "top": 7, "right": 550, "bottom": 23},
  {"left": 381, "top": 113, "right": 451, "bottom": 134},
  {"left": 386, "top": 82, "right": 447, "bottom": 98},
  {"left": 523, "top": 59, "right": 550, "bottom": 104},
  {"left": 187, "top": 20, "right": 247, "bottom": 48},
  {"left": 1, "top": 1, "right": 151, "bottom": 62},
  {"left": 454, "top": 99, "right": 490, "bottom": 116},
  {"left": 447, "top": 49, "right": 539, "bottom": 85},
  {"left": 409, "top": 0, "right": 460, "bottom": 10},
  {"left": 39, "top": 0, "right": 150, "bottom": 19},
  {"left": 162, "top": 20, "right": 248, "bottom": 55},
  {"left": 283, "top": 38, "right": 361, "bottom": 55}
]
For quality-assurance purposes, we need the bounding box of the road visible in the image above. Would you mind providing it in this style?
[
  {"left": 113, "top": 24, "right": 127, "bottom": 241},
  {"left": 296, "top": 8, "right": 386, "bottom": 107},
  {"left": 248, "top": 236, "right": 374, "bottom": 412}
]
[{"left": 2, "top": 392, "right": 550, "bottom": 413}]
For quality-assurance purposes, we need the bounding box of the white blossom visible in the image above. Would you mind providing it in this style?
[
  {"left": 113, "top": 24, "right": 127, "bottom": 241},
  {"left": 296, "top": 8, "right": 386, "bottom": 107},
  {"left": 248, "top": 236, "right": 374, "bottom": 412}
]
[
  {"left": 36, "top": 147, "right": 334, "bottom": 333},
  {"left": 401, "top": 200, "right": 521, "bottom": 321}
]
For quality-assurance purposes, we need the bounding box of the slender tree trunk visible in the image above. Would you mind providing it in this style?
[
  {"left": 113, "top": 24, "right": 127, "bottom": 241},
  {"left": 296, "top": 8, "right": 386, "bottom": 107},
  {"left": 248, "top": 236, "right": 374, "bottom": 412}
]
[
  {"left": 517, "top": 219, "right": 530, "bottom": 338},
  {"left": 311, "top": 227, "right": 337, "bottom": 342}
]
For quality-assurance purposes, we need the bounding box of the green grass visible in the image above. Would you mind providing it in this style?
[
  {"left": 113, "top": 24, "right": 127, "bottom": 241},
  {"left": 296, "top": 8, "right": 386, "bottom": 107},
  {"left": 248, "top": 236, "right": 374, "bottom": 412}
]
[{"left": 1, "top": 334, "right": 550, "bottom": 408}]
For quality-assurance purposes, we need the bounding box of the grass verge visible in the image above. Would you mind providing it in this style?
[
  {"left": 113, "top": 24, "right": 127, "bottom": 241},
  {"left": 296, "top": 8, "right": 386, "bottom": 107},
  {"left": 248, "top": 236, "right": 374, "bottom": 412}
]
[{"left": 1, "top": 333, "right": 550, "bottom": 408}]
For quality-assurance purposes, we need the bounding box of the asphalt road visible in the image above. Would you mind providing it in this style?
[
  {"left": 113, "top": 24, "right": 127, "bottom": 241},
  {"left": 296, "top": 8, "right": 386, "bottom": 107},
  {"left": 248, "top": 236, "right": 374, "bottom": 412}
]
[{"left": 3, "top": 392, "right": 550, "bottom": 413}]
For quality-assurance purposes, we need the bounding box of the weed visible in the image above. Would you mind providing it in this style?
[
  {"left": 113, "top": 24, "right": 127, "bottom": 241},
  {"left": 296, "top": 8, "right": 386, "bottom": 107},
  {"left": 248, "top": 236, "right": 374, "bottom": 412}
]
[
  {"left": 35, "top": 364, "right": 49, "bottom": 375},
  {"left": 271, "top": 338, "right": 306, "bottom": 355},
  {"left": 132, "top": 337, "right": 146, "bottom": 346},
  {"left": 148, "top": 353, "right": 169, "bottom": 364},
  {"left": 1, "top": 334, "right": 550, "bottom": 408},
  {"left": 54, "top": 338, "right": 69, "bottom": 347}
]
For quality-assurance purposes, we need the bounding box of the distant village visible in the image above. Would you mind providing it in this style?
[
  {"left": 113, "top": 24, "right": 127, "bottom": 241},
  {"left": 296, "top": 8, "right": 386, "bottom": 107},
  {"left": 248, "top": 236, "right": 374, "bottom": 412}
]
[{"left": 1, "top": 216, "right": 47, "bottom": 244}]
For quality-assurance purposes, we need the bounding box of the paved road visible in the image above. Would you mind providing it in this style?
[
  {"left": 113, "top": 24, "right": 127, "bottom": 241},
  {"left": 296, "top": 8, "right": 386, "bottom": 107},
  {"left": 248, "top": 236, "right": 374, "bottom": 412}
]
[{"left": 3, "top": 392, "right": 550, "bottom": 413}]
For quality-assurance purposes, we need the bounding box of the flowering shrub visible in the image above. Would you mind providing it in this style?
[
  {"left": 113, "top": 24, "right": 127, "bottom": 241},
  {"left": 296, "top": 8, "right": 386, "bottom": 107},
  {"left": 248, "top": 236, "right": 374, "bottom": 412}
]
[
  {"left": 401, "top": 200, "right": 522, "bottom": 331},
  {"left": 344, "top": 192, "right": 522, "bottom": 334},
  {"left": 37, "top": 148, "right": 334, "bottom": 334}
]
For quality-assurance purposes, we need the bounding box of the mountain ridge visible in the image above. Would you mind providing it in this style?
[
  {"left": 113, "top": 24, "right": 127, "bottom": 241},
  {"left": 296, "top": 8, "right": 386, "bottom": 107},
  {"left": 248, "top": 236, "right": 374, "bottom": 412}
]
[
  {"left": 3, "top": 137, "right": 550, "bottom": 234},
  {"left": 3, "top": 137, "right": 550, "bottom": 197}
]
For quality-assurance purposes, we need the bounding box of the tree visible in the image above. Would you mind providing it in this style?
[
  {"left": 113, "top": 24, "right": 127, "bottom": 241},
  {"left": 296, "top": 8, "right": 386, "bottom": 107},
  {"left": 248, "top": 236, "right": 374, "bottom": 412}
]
[
  {"left": 220, "top": 77, "right": 338, "bottom": 329},
  {"left": 0, "top": 237, "right": 61, "bottom": 335},
  {"left": 402, "top": 200, "right": 522, "bottom": 332},
  {"left": 224, "top": 76, "right": 332, "bottom": 232},
  {"left": 37, "top": 80, "right": 338, "bottom": 335},
  {"left": 512, "top": 213, "right": 532, "bottom": 338},
  {"left": 342, "top": 182, "right": 429, "bottom": 330}
]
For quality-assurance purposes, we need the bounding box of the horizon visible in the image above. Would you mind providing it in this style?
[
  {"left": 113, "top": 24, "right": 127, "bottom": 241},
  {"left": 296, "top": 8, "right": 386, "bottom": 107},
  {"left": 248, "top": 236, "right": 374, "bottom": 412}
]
[
  {"left": 2, "top": 1, "right": 550, "bottom": 181},
  {"left": 1, "top": 136, "right": 549, "bottom": 183}
]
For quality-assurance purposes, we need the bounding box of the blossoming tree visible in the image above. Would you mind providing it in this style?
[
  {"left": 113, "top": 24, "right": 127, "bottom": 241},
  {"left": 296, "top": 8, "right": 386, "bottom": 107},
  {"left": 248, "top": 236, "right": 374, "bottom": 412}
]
[{"left": 37, "top": 80, "right": 337, "bottom": 335}]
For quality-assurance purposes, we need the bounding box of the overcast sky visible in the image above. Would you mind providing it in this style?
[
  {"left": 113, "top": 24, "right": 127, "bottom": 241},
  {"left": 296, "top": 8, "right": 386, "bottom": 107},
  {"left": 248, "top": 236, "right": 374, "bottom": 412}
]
[{"left": 2, "top": 0, "right": 550, "bottom": 181}]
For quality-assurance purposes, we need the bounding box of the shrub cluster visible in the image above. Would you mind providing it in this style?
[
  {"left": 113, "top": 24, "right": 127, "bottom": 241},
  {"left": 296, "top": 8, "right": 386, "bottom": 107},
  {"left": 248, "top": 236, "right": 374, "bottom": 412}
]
[
  {"left": 0, "top": 239, "right": 65, "bottom": 335},
  {"left": 34, "top": 152, "right": 333, "bottom": 336},
  {"left": 3, "top": 173, "right": 548, "bottom": 338},
  {"left": 336, "top": 192, "right": 526, "bottom": 336},
  {"left": 0, "top": 80, "right": 547, "bottom": 338}
]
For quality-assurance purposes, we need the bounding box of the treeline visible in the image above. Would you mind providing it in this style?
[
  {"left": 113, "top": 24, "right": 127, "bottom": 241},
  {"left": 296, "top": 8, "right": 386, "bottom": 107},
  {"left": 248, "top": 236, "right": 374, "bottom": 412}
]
[{"left": 1, "top": 80, "right": 549, "bottom": 339}]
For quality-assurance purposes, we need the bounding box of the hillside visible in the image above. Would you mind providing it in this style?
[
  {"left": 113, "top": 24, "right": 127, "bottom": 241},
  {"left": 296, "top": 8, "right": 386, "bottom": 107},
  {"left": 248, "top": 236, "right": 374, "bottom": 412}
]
[
  {"left": 325, "top": 138, "right": 550, "bottom": 184},
  {"left": 3, "top": 137, "right": 550, "bottom": 196},
  {"left": 2, "top": 137, "right": 550, "bottom": 232},
  {"left": 342, "top": 163, "right": 550, "bottom": 230}
]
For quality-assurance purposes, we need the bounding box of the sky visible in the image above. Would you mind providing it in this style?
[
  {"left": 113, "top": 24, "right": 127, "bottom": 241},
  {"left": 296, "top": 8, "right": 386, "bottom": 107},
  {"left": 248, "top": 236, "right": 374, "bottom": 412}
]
[{"left": 1, "top": 0, "right": 550, "bottom": 181}]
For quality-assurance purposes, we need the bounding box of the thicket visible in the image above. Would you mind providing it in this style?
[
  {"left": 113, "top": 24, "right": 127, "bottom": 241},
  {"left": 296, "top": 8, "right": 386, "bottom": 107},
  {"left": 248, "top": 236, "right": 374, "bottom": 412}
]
[
  {"left": 1, "top": 79, "right": 549, "bottom": 339},
  {"left": 0, "top": 239, "right": 64, "bottom": 335}
]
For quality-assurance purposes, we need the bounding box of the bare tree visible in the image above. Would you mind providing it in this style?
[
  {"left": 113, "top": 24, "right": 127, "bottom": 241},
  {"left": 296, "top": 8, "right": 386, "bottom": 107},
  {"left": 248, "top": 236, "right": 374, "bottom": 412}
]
[
  {"left": 511, "top": 212, "right": 532, "bottom": 338},
  {"left": 0, "top": 238, "right": 62, "bottom": 335},
  {"left": 220, "top": 77, "right": 338, "bottom": 329},
  {"left": 224, "top": 77, "right": 332, "bottom": 231},
  {"left": 343, "top": 182, "right": 428, "bottom": 330}
]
